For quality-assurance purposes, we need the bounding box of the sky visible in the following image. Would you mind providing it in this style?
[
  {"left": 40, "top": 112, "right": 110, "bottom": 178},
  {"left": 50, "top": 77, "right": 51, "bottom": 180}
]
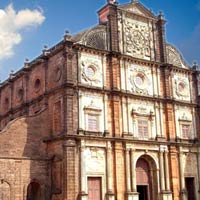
[{"left": 0, "top": 0, "right": 200, "bottom": 81}]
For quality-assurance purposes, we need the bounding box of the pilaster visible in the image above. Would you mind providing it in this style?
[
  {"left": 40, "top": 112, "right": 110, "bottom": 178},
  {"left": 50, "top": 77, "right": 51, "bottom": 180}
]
[{"left": 63, "top": 139, "right": 77, "bottom": 200}]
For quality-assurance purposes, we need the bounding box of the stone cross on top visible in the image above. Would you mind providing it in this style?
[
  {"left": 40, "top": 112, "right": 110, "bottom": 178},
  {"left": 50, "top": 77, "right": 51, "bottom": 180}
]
[
  {"left": 107, "top": 0, "right": 139, "bottom": 4},
  {"left": 107, "top": 0, "right": 117, "bottom": 4}
]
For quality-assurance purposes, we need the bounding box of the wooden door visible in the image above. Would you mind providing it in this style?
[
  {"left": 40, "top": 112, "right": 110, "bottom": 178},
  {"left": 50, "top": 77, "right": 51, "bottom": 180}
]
[
  {"left": 136, "top": 158, "right": 151, "bottom": 200},
  {"left": 88, "top": 177, "right": 102, "bottom": 200}
]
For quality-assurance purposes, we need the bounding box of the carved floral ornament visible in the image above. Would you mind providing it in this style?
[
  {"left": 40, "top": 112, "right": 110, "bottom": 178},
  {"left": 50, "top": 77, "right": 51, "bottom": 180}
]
[
  {"left": 178, "top": 112, "right": 191, "bottom": 122},
  {"left": 124, "top": 20, "right": 150, "bottom": 58},
  {"left": 81, "top": 59, "right": 101, "bottom": 84}
]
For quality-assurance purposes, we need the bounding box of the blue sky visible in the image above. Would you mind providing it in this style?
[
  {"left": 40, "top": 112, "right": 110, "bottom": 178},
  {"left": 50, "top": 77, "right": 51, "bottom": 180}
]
[{"left": 0, "top": 0, "right": 200, "bottom": 81}]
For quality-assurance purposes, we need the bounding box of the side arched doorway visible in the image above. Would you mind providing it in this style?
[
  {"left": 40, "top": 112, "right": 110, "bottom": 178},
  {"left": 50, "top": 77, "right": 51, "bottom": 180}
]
[
  {"left": 0, "top": 180, "right": 11, "bottom": 200},
  {"left": 26, "top": 182, "right": 41, "bottom": 200},
  {"left": 136, "top": 155, "right": 158, "bottom": 200}
]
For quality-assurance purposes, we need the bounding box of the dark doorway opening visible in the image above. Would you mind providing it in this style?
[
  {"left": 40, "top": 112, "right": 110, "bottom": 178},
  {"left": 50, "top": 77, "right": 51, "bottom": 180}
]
[
  {"left": 137, "top": 185, "right": 149, "bottom": 200},
  {"left": 185, "top": 177, "right": 195, "bottom": 200},
  {"left": 26, "top": 182, "right": 41, "bottom": 200}
]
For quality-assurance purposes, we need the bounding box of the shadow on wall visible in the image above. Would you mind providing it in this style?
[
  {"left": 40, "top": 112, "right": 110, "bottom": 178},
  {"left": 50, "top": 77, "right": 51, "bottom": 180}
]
[{"left": 0, "top": 107, "right": 51, "bottom": 200}]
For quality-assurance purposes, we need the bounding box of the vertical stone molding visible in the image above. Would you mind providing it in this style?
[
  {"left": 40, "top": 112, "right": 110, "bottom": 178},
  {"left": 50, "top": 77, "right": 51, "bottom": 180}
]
[
  {"left": 164, "top": 150, "right": 170, "bottom": 191},
  {"left": 63, "top": 139, "right": 76, "bottom": 200},
  {"left": 159, "top": 149, "right": 165, "bottom": 191},
  {"left": 179, "top": 147, "right": 187, "bottom": 200},
  {"left": 197, "top": 148, "right": 200, "bottom": 194},
  {"left": 106, "top": 142, "right": 115, "bottom": 200},
  {"left": 156, "top": 12, "right": 167, "bottom": 62},
  {"left": 79, "top": 140, "right": 87, "bottom": 200},
  {"left": 131, "top": 149, "right": 137, "bottom": 192},
  {"left": 125, "top": 148, "right": 131, "bottom": 192}
]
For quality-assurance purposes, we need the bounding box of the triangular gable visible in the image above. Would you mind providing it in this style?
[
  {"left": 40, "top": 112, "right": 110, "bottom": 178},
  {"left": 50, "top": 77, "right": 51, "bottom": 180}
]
[{"left": 120, "top": 1, "right": 156, "bottom": 19}]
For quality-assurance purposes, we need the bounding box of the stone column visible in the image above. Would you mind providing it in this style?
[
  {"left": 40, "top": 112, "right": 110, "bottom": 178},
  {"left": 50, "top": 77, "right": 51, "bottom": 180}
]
[
  {"left": 104, "top": 94, "right": 108, "bottom": 134},
  {"left": 131, "top": 149, "right": 137, "bottom": 192},
  {"left": 159, "top": 150, "right": 165, "bottom": 191},
  {"left": 149, "top": 111, "right": 154, "bottom": 139},
  {"left": 62, "top": 142, "right": 67, "bottom": 199},
  {"left": 80, "top": 140, "right": 87, "bottom": 200},
  {"left": 78, "top": 92, "right": 84, "bottom": 134},
  {"left": 125, "top": 149, "right": 131, "bottom": 192},
  {"left": 130, "top": 149, "right": 139, "bottom": 200},
  {"left": 179, "top": 151, "right": 185, "bottom": 191},
  {"left": 164, "top": 150, "right": 170, "bottom": 191},
  {"left": 159, "top": 103, "right": 164, "bottom": 138},
  {"left": 106, "top": 142, "right": 114, "bottom": 200},
  {"left": 179, "top": 148, "right": 187, "bottom": 200},
  {"left": 62, "top": 139, "right": 77, "bottom": 200}
]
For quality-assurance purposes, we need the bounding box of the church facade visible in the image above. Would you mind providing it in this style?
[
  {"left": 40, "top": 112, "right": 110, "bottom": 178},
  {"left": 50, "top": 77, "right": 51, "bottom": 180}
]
[{"left": 0, "top": 1, "right": 199, "bottom": 200}]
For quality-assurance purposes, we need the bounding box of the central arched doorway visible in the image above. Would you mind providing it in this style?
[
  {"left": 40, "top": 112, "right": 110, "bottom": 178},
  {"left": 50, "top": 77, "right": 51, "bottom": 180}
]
[{"left": 136, "top": 155, "right": 158, "bottom": 200}]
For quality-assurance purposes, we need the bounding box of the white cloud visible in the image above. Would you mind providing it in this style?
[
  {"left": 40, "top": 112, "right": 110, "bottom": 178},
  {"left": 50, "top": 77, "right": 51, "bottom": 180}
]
[{"left": 0, "top": 4, "right": 45, "bottom": 60}]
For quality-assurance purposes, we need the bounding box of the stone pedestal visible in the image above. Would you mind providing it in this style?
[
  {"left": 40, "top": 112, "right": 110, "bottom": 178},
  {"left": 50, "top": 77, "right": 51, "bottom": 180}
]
[
  {"left": 79, "top": 192, "right": 88, "bottom": 200},
  {"left": 106, "top": 192, "right": 115, "bottom": 200},
  {"left": 180, "top": 190, "right": 187, "bottom": 200},
  {"left": 161, "top": 191, "right": 173, "bottom": 200},
  {"left": 126, "top": 192, "right": 139, "bottom": 200}
]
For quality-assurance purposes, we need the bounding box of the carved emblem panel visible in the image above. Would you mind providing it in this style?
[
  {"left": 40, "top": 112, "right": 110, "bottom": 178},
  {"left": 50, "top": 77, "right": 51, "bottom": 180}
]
[
  {"left": 85, "top": 147, "right": 105, "bottom": 173},
  {"left": 79, "top": 52, "right": 104, "bottom": 88},
  {"left": 118, "top": 14, "right": 154, "bottom": 60}
]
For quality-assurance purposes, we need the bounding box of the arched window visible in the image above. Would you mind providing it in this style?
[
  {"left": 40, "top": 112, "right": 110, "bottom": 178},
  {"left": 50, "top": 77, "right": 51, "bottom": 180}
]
[{"left": 27, "top": 182, "right": 41, "bottom": 200}]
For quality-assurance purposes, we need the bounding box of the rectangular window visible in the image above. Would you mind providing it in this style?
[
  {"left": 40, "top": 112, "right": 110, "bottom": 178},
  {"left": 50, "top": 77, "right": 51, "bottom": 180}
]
[
  {"left": 182, "top": 124, "right": 191, "bottom": 138},
  {"left": 88, "top": 114, "right": 99, "bottom": 131},
  {"left": 138, "top": 119, "right": 148, "bottom": 139}
]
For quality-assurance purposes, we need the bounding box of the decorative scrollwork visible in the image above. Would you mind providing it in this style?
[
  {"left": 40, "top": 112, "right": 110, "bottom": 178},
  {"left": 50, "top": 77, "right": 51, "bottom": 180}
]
[
  {"left": 81, "top": 59, "right": 101, "bottom": 84},
  {"left": 124, "top": 20, "right": 150, "bottom": 58}
]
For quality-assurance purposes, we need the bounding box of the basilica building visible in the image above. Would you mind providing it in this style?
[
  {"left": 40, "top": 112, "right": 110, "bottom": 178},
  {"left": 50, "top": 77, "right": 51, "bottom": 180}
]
[{"left": 0, "top": 0, "right": 199, "bottom": 200}]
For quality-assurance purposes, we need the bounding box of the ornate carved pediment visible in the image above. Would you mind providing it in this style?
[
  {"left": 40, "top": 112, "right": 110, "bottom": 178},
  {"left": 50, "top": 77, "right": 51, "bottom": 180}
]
[
  {"left": 120, "top": 1, "right": 156, "bottom": 19},
  {"left": 166, "top": 44, "right": 189, "bottom": 68}
]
